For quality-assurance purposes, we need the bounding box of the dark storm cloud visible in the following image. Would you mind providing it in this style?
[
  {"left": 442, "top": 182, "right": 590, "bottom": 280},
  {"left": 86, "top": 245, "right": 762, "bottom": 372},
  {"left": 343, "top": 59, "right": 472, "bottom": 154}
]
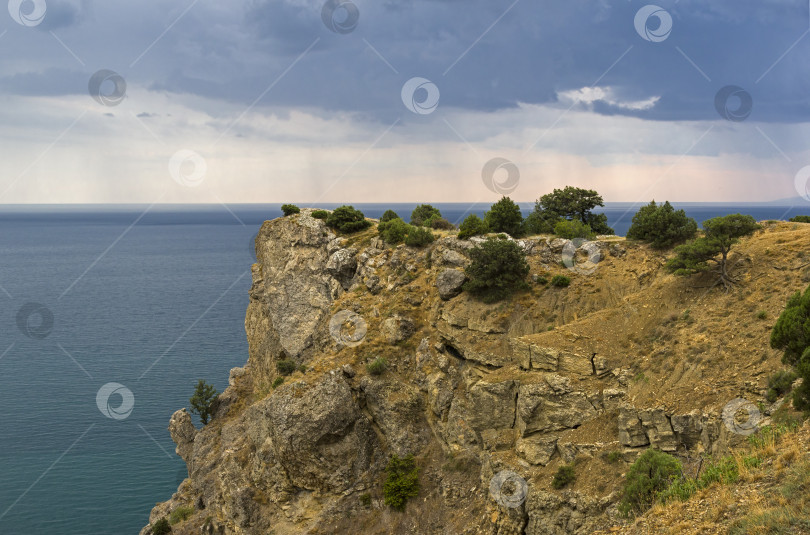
[{"left": 1, "top": 0, "right": 808, "bottom": 122}]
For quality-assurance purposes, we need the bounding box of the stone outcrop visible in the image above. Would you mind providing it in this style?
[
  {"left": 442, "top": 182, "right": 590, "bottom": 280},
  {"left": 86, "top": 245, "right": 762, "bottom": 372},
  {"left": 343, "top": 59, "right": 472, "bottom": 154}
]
[
  {"left": 141, "top": 213, "right": 780, "bottom": 535},
  {"left": 436, "top": 268, "right": 466, "bottom": 300}
]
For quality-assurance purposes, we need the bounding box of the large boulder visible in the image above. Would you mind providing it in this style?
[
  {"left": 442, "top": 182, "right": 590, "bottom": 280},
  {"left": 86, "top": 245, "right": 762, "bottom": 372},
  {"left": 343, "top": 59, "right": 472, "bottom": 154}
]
[
  {"left": 436, "top": 268, "right": 467, "bottom": 300},
  {"left": 325, "top": 248, "right": 358, "bottom": 290},
  {"left": 381, "top": 314, "right": 416, "bottom": 344}
]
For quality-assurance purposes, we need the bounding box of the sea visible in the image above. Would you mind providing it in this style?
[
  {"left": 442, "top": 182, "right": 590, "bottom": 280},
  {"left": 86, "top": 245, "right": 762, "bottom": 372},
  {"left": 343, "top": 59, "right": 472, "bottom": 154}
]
[{"left": 1, "top": 202, "right": 809, "bottom": 535}]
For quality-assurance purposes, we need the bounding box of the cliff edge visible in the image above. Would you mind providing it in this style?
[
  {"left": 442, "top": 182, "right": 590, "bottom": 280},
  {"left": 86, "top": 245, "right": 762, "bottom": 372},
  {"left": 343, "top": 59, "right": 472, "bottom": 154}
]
[{"left": 140, "top": 210, "right": 810, "bottom": 535}]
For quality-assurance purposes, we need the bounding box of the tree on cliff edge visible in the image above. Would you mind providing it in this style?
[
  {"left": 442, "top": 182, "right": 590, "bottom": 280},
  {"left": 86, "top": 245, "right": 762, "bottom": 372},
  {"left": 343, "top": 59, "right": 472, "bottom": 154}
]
[
  {"left": 665, "top": 214, "right": 760, "bottom": 290},
  {"left": 190, "top": 379, "right": 218, "bottom": 425}
]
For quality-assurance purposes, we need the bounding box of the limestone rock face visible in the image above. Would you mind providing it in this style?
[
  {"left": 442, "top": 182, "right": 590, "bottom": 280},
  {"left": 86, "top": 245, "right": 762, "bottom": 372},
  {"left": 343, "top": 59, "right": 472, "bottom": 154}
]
[
  {"left": 360, "top": 375, "right": 430, "bottom": 456},
  {"left": 245, "top": 213, "right": 339, "bottom": 382},
  {"left": 168, "top": 408, "right": 196, "bottom": 469},
  {"left": 258, "top": 371, "right": 377, "bottom": 492},
  {"left": 517, "top": 382, "right": 598, "bottom": 436},
  {"left": 436, "top": 268, "right": 466, "bottom": 300},
  {"left": 325, "top": 248, "right": 358, "bottom": 290}
]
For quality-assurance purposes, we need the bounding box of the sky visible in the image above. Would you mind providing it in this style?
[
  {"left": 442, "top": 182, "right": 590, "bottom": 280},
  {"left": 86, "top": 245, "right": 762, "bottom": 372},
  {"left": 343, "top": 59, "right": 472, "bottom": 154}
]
[{"left": 1, "top": 0, "right": 810, "bottom": 204}]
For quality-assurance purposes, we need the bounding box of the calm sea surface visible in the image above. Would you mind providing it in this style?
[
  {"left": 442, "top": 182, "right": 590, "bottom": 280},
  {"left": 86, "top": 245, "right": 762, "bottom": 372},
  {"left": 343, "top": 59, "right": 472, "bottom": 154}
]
[{"left": 1, "top": 202, "right": 808, "bottom": 534}]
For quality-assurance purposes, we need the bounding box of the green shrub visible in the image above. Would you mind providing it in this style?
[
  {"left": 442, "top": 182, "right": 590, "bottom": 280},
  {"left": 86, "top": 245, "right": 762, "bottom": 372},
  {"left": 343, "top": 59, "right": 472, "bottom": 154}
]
[
  {"left": 378, "top": 218, "right": 410, "bottom": 245},
  {"left": 604, "top": 450, "right": 622, "bottom": 464},
  {"left": 383, "top": 454, "right": 419, "bottom": 510},
  {"left": 484, "top": 196, "right": 524, "bottom": 237},
  {"left": 281, "top": 204, "right": 300, "bottom": 216},
  {"left": 789, "top": 215, "right": 810, "bottom": 223},
  {"left": 311, "top": 209, "right": 328, "bottom": 219},
  {"left": 276, "top": 359, "right": 297, "bottom": 376},
  {"left": 536, "top": 276, "right": 548, "bottom": 285},
  {"left": 152, "top": 518, "right": 171, "bottom": 535},
  {"left": 698, "top": 455, "right": 739, "bottom": 487},
  {"left": 463, "top": 237, "right": 530, "bottom": 303},
  {"left": 360, "top": 493, "right": 372, "bottom": 507},
  {"left": 770, "top": 284, "right": 810, "bottom": 409},
  {"left": 554, "top": 219, "right": 595, "bottom": 240},
  {"left": 619, "top": 448, "right": 682, "bottom": 517},
  {"left": 410, "top": 204, "right": 442, "bottom": 226},
  {"left": 757, "top": 310, "right": 768, "bottom": 320},
  {"left": 380, "top": 209, "right": 400, "bottom": 223},
  {"left": 298, "top": 364, "right": 307, "bottom": 373},
  {"left": 271, "top": 376, "right": 284, "bottom": 388},
  {"left": 189, "top": 380, "right": 218, "bottom": 425},
  {"left": 405, "top": 226, "right": 435, "bottom": 247},
  {"left": 550, "top": 275, "right": 571, "bottom": 287},
  {"left": 626, "top": 201, "right": 698, "bottom": 248},
  {"left": 552, "top": 464, "right": 576, "bottom": 489},
  {"left": 169, "top": 506, "right": 194, "bottom": 525},
  {"left": 366, "top": 357, "right": 388, "bottom": 375},
  {"left": 458, "top": 214, "right": 488, "bottom": 239},
  {"left": 766, "top": 370, "right": 799, "bottom": 402},
  {"left": 430, "top": 217, "right": 455, "bottom": 230},
  {"left": 326, "top": 205, "right": 372, "bottom": 234}
]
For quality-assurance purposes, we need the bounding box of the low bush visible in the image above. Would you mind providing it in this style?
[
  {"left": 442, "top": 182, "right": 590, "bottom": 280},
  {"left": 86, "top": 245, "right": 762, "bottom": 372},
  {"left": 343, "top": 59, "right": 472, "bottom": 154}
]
[
  {"left": 766, "top": 370, "right": 799, "bottom": 403},
  {"left": 281, "top": 204, "right": 300, "bottom": 216},
  {"left": 552, "top": 464, "right": 576, "bottom": 489},
  {"left": 405, "top": 226, "right": 435, "bottom": 247},
  {"left": 271, "top": 376, "right": 284, "bottom": 388},
  {"left": 383, "top": 454, "right": 420, "bottom": 510},
  {"left": 380, "top": 209, "right": 400, "bottom": 223},
  {"left": 551, "top": 275, "right": 571, "bottom": 287},
  {"left": 311, "top": 209, "right": 328, "bottom": 219},
  {"left": 326, "top": 205, "right": 372, "bottom": 234},
  {"left": 169, "top": 506, "right": 194, "bottom": 525},
  {"left": 463, "top": 237, "right": 530, "bottom": 303},
  {"left": 152, "top": 518, "right": 171, "bottom": 535},
  {"left": 554, "top": 219, "right": 595, "bottom": 240},
  {"left": 378, "top": 218, "right": 410, "bottom": 244},
  {"left": 619, "top": 448, "right": 682, "bottom": 517},
  {"left": 789, "top": 215, "right": 810, "bottom": 223},
  {"left": 458, "top": 214, "right": 488, "bottom": 240},
  {"left": 276, "top": 359, "right": 297, "bottom": 376},
  {"left": 430, "top": 217, "right": 455, "bottom": 230},
  {"left": 366, "top": 357, "right": 388, "bottom": 375},
  {"left": 410, "top": 204, "right": 442, "bottom": 227}
]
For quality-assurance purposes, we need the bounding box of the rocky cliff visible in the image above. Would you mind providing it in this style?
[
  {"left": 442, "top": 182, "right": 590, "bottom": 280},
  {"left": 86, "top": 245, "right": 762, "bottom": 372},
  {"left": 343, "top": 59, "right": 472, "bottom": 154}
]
[{"left": 140, "top": 210, "right": 810, "bottom": 535}]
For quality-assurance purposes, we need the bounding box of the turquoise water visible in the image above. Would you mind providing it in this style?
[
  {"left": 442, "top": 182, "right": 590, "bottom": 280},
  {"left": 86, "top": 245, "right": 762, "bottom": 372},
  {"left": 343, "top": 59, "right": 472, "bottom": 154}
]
[{"left": 1, "top": 202, "right": 808, "bottom": 534}]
